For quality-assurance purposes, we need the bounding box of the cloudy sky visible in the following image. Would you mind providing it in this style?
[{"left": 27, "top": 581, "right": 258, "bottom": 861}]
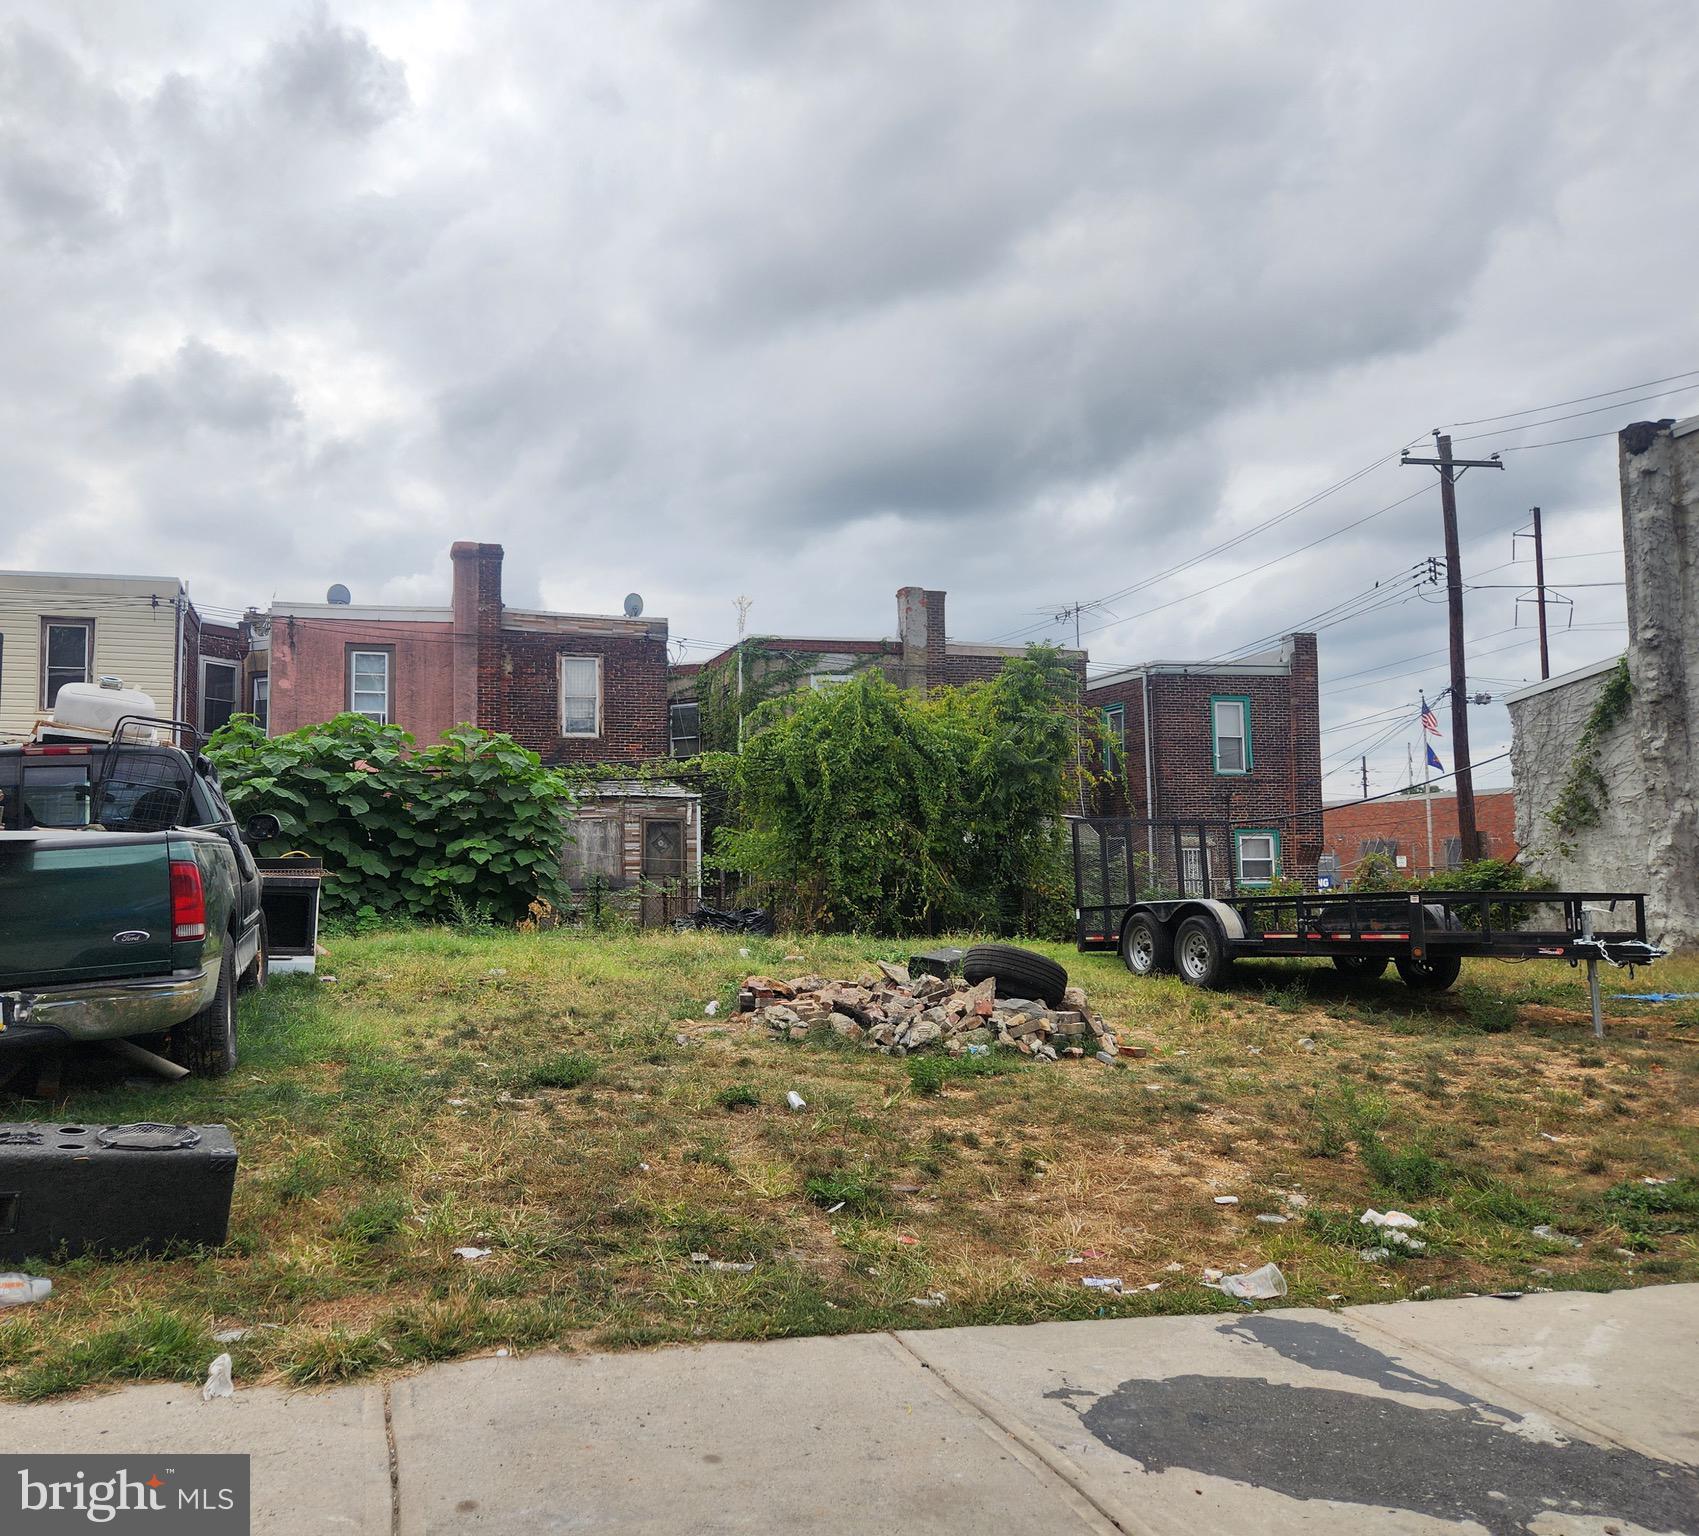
[{"left": 4, "top": 1, "right": 1696, "bottom": 792}]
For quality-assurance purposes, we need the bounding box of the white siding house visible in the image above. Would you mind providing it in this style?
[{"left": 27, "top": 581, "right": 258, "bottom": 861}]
[{"left": 0, "top": 571, "right": 189, "bottom": 741}]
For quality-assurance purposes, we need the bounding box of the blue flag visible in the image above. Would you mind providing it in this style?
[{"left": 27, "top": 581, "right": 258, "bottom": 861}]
[{"left": 1425, "top": 742, "right": 1444, "bottom": 773}]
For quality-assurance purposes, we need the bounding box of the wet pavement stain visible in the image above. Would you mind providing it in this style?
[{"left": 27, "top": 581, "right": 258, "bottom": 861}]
[{"left": 1056, "top": 1320, "right": 1699, "bottom": 1535}]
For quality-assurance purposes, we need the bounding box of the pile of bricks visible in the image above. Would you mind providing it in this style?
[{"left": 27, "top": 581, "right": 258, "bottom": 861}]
[{"left": 739, "top": 961, "right": 1123, "bottom": 1063}]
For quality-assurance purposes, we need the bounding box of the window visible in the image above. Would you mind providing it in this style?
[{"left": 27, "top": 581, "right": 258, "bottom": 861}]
[
  {"left": 1234, "top": 829, "right": 1279, "bottom": 886},
  {"left": 1211, "top": 695, "right": 1251, "bottom": 774},
  {"left": 41, "top": 620, "right": 92, "bottom": 708},
  {"left": 251, "top": 675, "right": 269, "bottom": 734},
  {"left": 561, "top": 814, "right": 623, "bottom": 889},
  {"left": 559, "top": 656, "right": 601, "bottom": 736},
  {"left": 809, "top": 672, "right": 854, "bottom": 690},
  {"left": 1101, "top": 704, "right": 1125, "bottom": 773},
  {"left": 348, "top": 650, "right": 391, "bottom": 723},
  {"left": 1359, "top": 837, "right": 1398, "bottom": 858},
  {"left": 201, "top": 659, "right": 239, "bottom": 735},
  {"left": 643, "top": 818, "right": 686, "bottom": 883},
  {"left": 669, "top": 700, "right": 700, "bottom": 756}
]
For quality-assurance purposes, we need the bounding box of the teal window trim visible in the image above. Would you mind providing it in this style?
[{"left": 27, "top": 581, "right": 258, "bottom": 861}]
[
  {"left": 1234, "top": 828, "right": 1280, "bottom": 887},
  {"left": 1101, "top": 704, "right": 1125, "bottom": 773},
  {"left": 1210, "top": 693, "right": 1252, "bottom": 775}
]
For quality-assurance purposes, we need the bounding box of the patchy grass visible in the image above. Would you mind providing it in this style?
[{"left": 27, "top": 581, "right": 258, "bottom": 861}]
[{"left": 2, "top": 927, "right": 1697, "bottom": 1398}]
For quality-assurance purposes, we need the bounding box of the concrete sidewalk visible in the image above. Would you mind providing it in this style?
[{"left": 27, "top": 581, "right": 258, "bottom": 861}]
[{"left": 2, "top": 1285, "right": 1695, "bottom": 1533}]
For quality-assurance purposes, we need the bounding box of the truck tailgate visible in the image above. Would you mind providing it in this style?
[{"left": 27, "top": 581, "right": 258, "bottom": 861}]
[{"left": 0, "top": 831, "right": 176, "bottom": 987}]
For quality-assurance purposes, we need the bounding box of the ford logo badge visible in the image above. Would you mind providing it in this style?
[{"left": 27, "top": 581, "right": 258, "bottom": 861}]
[{"left": 113, "top": 930, "right": 150, "bottom": 944}]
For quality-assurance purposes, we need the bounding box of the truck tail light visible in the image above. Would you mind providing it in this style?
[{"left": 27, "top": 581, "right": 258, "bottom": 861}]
[{"left": 170, "top": 858, "right": 207, "bottom": 941}]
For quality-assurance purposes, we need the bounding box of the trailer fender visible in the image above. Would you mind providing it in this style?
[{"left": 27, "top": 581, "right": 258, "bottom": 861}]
[{"left": 1129, "top": 899, "right": 1247, "bottom": 943}]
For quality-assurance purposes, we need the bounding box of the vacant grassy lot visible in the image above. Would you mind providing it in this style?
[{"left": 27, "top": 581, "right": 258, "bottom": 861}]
[{"left": 2, "top": 927, "right": 1696, "bottom": 1399}]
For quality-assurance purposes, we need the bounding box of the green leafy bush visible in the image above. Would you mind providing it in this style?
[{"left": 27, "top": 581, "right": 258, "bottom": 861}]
[
  {"left": 206, "top": 715, "right": 574, "bottom": 924},
  {"left": 718, "top": 648, "right": 1089, "bottom": 935}
]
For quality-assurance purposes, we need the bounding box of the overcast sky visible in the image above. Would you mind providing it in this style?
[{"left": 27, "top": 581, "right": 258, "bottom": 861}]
[{"left": 4, "top": 1, "right": 1696, "bottom": 791}]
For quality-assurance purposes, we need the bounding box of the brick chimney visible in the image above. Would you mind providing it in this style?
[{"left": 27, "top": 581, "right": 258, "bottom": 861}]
[
  {"left": 451, "top": 542, "right": 504, "bottom": 729},
  {"left": 897, "top": 586, "right": 947, "bottom": 694}
]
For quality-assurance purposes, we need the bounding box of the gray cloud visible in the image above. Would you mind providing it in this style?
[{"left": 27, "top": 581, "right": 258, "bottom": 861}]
[{"left": 0, "top": 0, "right": 1694, "bottom": 791}]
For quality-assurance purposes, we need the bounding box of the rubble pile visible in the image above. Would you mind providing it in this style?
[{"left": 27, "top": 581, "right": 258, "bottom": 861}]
[{"left": 739, "top": 961, "right": 1122, "bottom": 1063}]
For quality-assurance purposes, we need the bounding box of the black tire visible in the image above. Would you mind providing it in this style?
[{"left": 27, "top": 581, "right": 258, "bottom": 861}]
[
  {"left": 240, "top": 912, "right": 269, "bottom": 992},
  {"left": 1121, "top": 912, "right": 1170, "bottom": 978},
  {"left": 1332, "top": 954, "right": 1389, "bottom": 980},
  {"left": 1394, "top": 953, "right": 1462, "bottom": 992},
  {"left": 171, "top": 944, "right": 238, "bottom": 1077},
  {"left": 962, "top": 944, "right": 1068, "bottom": 1007},
  {"left": 1172, "top": 915, "right": 1232, "bottom": 989}
]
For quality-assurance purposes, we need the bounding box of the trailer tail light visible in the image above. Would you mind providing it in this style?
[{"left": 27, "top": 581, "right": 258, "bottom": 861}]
[{"left": 170, "top": 858, "right": 207, "bottom": 941}]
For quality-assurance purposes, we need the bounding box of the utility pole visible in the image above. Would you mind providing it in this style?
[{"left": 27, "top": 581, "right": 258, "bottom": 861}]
[
  {"left": 1361, "top": 756, "right": 1369, "bottom": 799},
  {"left": 733, "top": 596, "right": 753, "bottom": 752},
  {"left": 1531, "top": 506, "right": 1550, "bottom": 680},
  {"left": 1402, "top": 433, "right": 1504, "bottom": 862}
]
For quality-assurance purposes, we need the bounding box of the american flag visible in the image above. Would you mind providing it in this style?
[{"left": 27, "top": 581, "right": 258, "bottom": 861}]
[{"left": 1421, "top": 703, "right": 1442, "bottom": 736}]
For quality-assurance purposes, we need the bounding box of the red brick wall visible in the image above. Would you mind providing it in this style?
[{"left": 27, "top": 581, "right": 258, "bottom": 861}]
[
  {"left": 182, "top": 612, "right": 248, "bottom": 735},
  {"left": 1084, "top": 636, "right": 1323, "bottom": 883},
  {"left": 1323, "top": 790, "right": 1519, "bottom": 880},
  {"left": 488, "top": 628, "right": 670, "bottom": 764},
  {"left": 268, "top": 616, "right": 456, "bottom": 741}
]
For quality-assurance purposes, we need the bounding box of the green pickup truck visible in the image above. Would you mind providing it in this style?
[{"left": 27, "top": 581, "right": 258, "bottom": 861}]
[{"left": 0, "top": 736, "right": 276, "bottom": 1076}]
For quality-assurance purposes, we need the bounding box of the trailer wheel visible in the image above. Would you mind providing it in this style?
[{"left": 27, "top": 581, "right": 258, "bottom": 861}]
[
  {"left": 1121, "top": 912, "right": 1169, "bottom": 977},
  {"left": 1332, "top": 955, "right": 1388, "bottom": 980},
  {"left": 1173, "top": 915, "right": 1231, "bottom": 989},
  {"left": 1394, "top": 953, "right": 1461, "bottom": 992}
]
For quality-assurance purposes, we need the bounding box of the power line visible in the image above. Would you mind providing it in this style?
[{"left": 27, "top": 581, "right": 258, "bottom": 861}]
[
  {"left": 1448, "top": 382, "right": 1699, "bottom": 444},
  {"left": 1444, "top": 367, "right": 1699, "bottom": 427}
]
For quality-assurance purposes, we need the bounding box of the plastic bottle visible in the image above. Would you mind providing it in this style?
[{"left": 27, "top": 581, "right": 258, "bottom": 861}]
[{"left": 0, "top": 1274, "right": 52, "bottom": 1307}]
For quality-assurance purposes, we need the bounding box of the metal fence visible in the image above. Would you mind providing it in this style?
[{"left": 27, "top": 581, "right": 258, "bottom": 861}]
[{"left": 1071, "top": 816, "right": 1240, "bottom": 949}]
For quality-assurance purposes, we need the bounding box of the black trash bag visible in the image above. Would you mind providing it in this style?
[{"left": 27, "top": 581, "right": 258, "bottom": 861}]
[{"left": 675, "top": 906, "right": 776, "bottom": 936}]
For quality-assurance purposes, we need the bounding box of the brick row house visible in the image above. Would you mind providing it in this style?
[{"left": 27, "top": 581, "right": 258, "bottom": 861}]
[
  {"left": 1083, "top": 634, "right": 1323, "bottom": 893},
  {"left": 667, "top": 586, "right": 1089, "bottom": 751},
  {"left": 262, "top": 542, "right": 698, "bottom": 905}
]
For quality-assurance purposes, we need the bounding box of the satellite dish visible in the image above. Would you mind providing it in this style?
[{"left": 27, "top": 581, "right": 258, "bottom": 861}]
[
  {"left": 623, "top": 592, "right": 644, "bottom": 618},
  {"left": 327, "top": 583, "right": 352, "bottom": 605}
]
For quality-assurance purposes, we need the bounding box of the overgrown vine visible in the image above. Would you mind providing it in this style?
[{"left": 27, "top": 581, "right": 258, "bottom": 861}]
[{"left": 1546, "top": 656, "right": 1633, "bottom": 836}]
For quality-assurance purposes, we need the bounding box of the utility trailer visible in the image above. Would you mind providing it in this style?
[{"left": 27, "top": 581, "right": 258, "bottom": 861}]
[{"left": 1070, "top": 817, "right": 1663, "bottom": 1014}]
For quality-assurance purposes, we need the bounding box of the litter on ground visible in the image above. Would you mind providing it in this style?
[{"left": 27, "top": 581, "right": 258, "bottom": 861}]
[
  {"left": 453, "top": 1247, "right": 492, "bottom": 1261},
  {"left": 202, "top": 1354, "right": 234, "bottom": 1401},
  {"left": 1212, "top": 1263, "right": 1287, "bottom": 1301}
]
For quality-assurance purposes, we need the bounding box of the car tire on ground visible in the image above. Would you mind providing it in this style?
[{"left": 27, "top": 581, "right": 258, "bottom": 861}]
[
  {"left": 1332, "top": 954, "right": 1389, "bottom": 980},
  {"left": 1121, "top": 912, "right": 1170, "bottom": 978},
  {"left": 171, "top": 944, "right": 238, "bottom": 1077},
  {"left": 241, "top": 912, "right": 269, "bottom": 992},
  {"left": 1172, "top": 914, "right": 1232, "bottom": 990},
  {"left": 962, "top": 944, "right": 1069, "bottom": 1007},
  {"left": 1394, "top": 953, "right": 1462, "bottom": 992}
]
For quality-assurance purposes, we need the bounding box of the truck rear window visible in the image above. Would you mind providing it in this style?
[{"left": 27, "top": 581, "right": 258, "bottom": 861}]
[{"left": 19, "top": 763, "right": 94, "bottom": 828}]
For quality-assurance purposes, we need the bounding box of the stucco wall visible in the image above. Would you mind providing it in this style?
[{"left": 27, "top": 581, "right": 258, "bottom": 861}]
[{"left": 1507, "top": 417, "right": 1699, "bottom": 949}]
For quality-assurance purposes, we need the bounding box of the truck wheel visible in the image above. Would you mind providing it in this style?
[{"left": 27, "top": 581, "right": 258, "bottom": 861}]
[
  {"left": 1332, "top": 955, "right": 1389, "bottom": 980},
  {"left": 1173, "top": 915, "right": 1232, "bottom": 989},
  {"left": 171, "top": 945, "right": 238, "bottom": 1077},
  {"left": 1121, "top": 912, "right": 1169, "bottom": 977},
  {"left": 962, "top": 945, "right": 1068, "bottom": 1007},
  {"left": 241, "top": 913, "right": 269, "bottom": 993},
  {"left": 1394, "top": 954, "right": 1462, "bottom": 992}
]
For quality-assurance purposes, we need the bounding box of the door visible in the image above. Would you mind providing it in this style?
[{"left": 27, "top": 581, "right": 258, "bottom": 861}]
[{"left": 642, "top": 818, "right": 685, "bottom": 885}]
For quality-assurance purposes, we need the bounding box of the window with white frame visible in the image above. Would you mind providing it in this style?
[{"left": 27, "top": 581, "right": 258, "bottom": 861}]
[
  {"left": 669, "top": 700, "right": 700, "bottom": 756},
  {"left": 251, "top": 675, "right": 269, "bottom": 734},
  {"left": 200, "top": 659, "right": 239, "bottom": 734},
  {"left": 349, "top": 650, "right": 390, "bottom": 723},
  {"left": 559, "top": 655, "right": 601, "bottom": 736},
  {"left": 1234, "top": 829, "right": 1279, "bottom": 886},
  {"left": 41, "top": 619, "right": 93, "bottom": 708},
  {"left": 1211, "top": 695, "right": 1251, "bottom": 774}
]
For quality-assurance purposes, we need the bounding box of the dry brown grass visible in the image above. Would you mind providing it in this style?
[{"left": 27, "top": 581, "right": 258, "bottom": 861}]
[{"left": 1, "top": 925, "right": 1695, "bottom": 1398}]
